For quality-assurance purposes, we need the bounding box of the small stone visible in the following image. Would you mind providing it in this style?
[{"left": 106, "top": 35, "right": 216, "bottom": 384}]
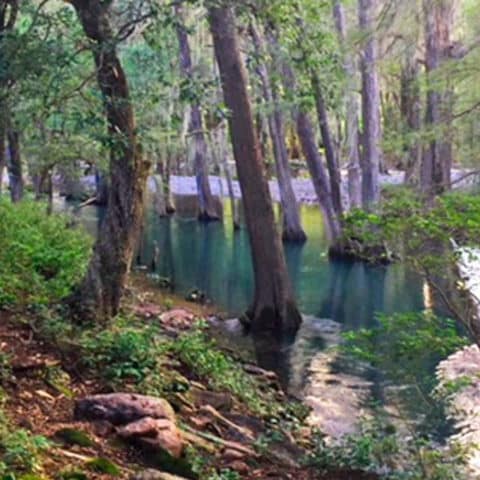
[
  {"left": 228, "top": 461, "right": 249, "bottom": 474},
  {"left": 130, "top": 470, "right": 189, "bottom": 480},
  {"left": 222, "top": 449, "right": 245, "bottom": 461}
]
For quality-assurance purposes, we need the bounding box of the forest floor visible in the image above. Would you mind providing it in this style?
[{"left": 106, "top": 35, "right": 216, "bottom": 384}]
[{"left": 0, "top": 275, "right": 379, "bottom": 480}]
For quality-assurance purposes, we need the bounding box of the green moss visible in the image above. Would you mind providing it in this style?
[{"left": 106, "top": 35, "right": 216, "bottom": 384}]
[
  {"left": 58, "top": 470, "right": 88, "bottom": 480},
  {"left": 85, "top": 457, "right": 121, "bottom": 476},
  {"left": 54, "top": 428, "right": 96, "bottom": 448}
]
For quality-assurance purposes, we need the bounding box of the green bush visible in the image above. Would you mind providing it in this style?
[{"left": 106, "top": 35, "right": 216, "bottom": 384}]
[{"left": 0, "top": 199, "right": 91, "bottom": 307}]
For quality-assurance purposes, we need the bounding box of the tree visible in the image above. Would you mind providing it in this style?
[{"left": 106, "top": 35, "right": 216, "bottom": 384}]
[
  {"left": 421, "top": 0, "right": 455, "bottom": 196},
  {"left": 174, "top": 3, "right": 220, "bottom": 221},
  {"left": 68, "top": 0, "right": 149, "bottom": 322},
  {"left": 249, "top": 21, "right": 306, "bottom": 243},
  {"left": 359, "top": 0, "right": 381, "bottom": 208},
  {"left": 208, "top": 1, "right": 301, "bottom": 333},
  {"left": 332, "top": 0, "right": 361, "bottom": 208},
  {"left": 0, "top": 0, "right": 19, "bottom": 199}
]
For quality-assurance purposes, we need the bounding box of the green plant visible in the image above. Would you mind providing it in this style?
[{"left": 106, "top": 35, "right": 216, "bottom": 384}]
[{"left": 0, "top": 199, "right": 91, "bottom": 307}]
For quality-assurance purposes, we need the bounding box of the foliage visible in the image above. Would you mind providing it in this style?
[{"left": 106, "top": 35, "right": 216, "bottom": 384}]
[
  {"left": 0, "top": 200, "right": 91, "bottom": 307},
  {"left": 307, "top": 414, "right": 468, "bottom": 479},
  {"left": 0, "top": 401, "right": 50, "bottom": 476}
]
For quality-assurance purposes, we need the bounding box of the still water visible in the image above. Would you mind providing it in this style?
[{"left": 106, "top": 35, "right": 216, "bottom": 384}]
[{"left": 75, "top": 200, "right": 443, "bottom": 437}]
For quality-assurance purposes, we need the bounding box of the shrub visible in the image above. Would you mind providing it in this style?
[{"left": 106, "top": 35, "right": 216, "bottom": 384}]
[{"left": 0, "top": 199, "right": 91, "bottom": 307}]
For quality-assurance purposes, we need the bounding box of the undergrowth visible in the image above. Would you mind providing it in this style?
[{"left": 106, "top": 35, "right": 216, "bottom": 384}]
[{"left": 0, "top": 199, "right": 91, "bottom": 307}]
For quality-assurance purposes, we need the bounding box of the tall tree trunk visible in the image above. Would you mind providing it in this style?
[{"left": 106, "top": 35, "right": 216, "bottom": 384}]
[
  {"left": 250, "top": 23, "right": 306, "bottom": 243},
  {"left": 69, "top": 0, "right": 149, "bottom": 322},
  {"left": 0, "top": 112, "right": 5, "bottom": 197},
  {"left": 421, "top": 0, "right": 454, "bottom": 196},
  {"left": 6, "top": 127, "right": 23, "bottom": 202},
  {"left": 311, "top": 75, "right": 344, "bottom": 217},
  {"left": 280, "top": 56, "right": 342, "bottom": 241},
  {"left": 400, "top": 54, "right": 421, "bottom": 184},
  {"left": 0, "top": 0, "right": 18, "bottom": 199},
  {"left": 175, "top": 3, "right": 220, "bottom": 221},
  {"left": 208, "top": 2, "right": 301, "bottom": 333},
  {"left": 332, "top": 0, "right": 362, "bottom": 209},
  {"left": 359, "top": 0, "right": 381, "bottom": 208}
]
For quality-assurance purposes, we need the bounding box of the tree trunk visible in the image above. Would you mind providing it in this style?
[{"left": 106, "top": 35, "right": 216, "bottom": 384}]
[
  {"left": 400, "top": 55, "right": 421, "bottom": 184},
  {"left": 175, "top": 3, "right": 220, "bottom": 222},
  {"left": 69, "top": 0, "right": 149, "bottom": 322},
  {"left": 250, "top": 23, "right": 306, "bottom": 243},
  {"left": 332, "top": 0, "right": 362, "bottom": 209},
  {"left": 208, "top": 2, "right": 301, "bottom": 333},
  {"left": 311, "top": 75, "right": 344, "bottom": 217},
  {"left": 421, "top": 0, "right": 454, "bottom": 196},
  {"left": 359, "top": 0, "right": 381, "bottom": 208},
  {"left": 280, "top": 56, "right": 342, "bottom": 241},
  {"left": 6, "top": 127, "right": 23, "bottom": 202}
]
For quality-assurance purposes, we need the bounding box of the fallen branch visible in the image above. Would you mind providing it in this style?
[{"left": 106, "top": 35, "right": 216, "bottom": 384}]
[{"left": 180, "top": 424, "right": 256, "bottom": 457}]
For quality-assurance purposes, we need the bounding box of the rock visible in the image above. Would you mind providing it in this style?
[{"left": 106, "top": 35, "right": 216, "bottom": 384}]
[
  {"left": 185, "top": 288, "right": 208, "bottom": 304},
  {"left": 160, "top": 309, "right": 196, "bottom": 330},
  {"left": 135, "top": 303, "right": 163, "bottom": 318},
  {"left": 190, "top": 388, "right": 233, "bottom": 411},
  {"left": 222, "top": 449, "right": 246, "bottom": 461},
  {"left": 130, "top": 469, "right": 189, "bottom": 480},
  {"left": 75, "top": 393, "right": 176, "bottom": 425},
  {"left": 228, "top": 460, "right": 249, "bottom": 474},
  {"left": 118, "top": 417, "right": 184, "bottom": 458}
]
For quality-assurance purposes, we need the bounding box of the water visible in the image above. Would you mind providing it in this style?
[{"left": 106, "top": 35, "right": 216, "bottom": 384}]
[{"left": 73, "top": 200, "right": 447, "bottom": 438}]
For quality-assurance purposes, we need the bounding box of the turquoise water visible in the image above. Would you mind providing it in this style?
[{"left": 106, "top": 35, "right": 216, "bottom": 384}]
[{"left": 137, "top": 204, "right": 426, "bottom": 325}]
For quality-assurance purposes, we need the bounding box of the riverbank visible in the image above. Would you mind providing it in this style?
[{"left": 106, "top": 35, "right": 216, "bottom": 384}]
[{"left": 0, "top": 272, "right": 380, "bottom": 480}]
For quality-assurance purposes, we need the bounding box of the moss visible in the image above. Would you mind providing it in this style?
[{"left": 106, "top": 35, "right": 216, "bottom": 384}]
[
  {"left": 54, "top": 428, "right": 96, "bottom": 448},
  {"left": 85, "top": 457, "right": 121, "bottom": 476},
  {"left": 58, "top": 470, "right": 88, "bottom": 480}
]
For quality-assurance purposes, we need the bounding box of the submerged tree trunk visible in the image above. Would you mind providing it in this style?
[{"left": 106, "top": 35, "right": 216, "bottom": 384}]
[
  {"left": 250, "top": 23, "right": 306, "bottom": 243},
  {"left": 6, "top": 127, "right": 23, "bottom": 202},
  {"left": 69, "top": 0, "right": 149, "bottom": 322},
  {"left": 332, "top": 0, "right": 361, "bottom": 209},
  {"left": 209, "top": 2, "right": 301, "bottom": 333},
  {"left": 359, "top": 0, "right": 381, "bottom": 208},
  {"left": 280, "top": 57, "right": 342, "bottom": 240},
  {"left": 175, "top": 3, "right": 220, "bottom": 221}
]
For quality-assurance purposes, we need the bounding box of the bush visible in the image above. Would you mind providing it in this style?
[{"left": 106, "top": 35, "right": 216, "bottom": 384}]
[{"left": 0, "top": 199, "right": 91, "bottom": 307}]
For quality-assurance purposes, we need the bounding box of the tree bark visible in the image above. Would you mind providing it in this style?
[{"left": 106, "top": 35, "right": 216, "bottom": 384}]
[
  {"left": 400, "top": 54, "right": 421, "bottom": 184},
  {"left": 311, "top": 75, "right": 344, "bottom": 217},
  {"left": 359, "top": 0, "right": 381, "bottom": 208},
  {"left": 421, "top": 0, "right": 454, "bottom": 196},
  {"left": 175, "top": 3, "right": 220, "bottom": 222},
  {"left": 280, "top": 57, "right": 342, "bottom": 241},
  {"left": 6, "top": 126, "right": 23, "bottom": 202},
  {"left": 250, "top": 23, "right": 306, "bottom": 243},
  {"left": 332, "top": 0, "right": 362, "bottom": 209},
  {"left": 69, "top": 0, "right": 149, "bottom": 322},
  {"left": 208, "top": 2, "right": 301, "bottom": 333}
]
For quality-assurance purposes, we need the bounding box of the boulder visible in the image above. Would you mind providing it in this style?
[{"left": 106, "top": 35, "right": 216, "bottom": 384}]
[
  {"left": 74, "top": 394, "right": 175, "bottom": 425},
  {"left": 118, "top": 417, "right": 184, "bottom": 458}
]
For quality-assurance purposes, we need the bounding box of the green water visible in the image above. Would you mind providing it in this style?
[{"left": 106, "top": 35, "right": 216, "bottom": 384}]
[{"left": 138, "top": 204, "right": 425, "bottom": 323}]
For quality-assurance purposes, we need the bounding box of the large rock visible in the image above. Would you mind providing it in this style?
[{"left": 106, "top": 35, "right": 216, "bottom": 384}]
[
  {"left": 118, "top": 417, "right": 184, "bottom": 458},
  {"left": 74, "top": 394, "right": 175, "bottom": 425}
]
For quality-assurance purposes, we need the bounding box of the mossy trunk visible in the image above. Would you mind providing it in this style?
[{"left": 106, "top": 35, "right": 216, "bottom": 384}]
[{"left": 68, "top": 0, "right": 149, "bottom": 322}]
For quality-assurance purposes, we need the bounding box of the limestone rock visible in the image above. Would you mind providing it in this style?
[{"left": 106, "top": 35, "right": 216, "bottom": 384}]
[
  {"left": 75, "top": 393, "right": 175, "bottom": 425},
  {"left": 118, "top": 417, "right": 184, "bottom": 458},
  {"left": 130, "top": 469, "right": 188, "bottom": 480}
]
